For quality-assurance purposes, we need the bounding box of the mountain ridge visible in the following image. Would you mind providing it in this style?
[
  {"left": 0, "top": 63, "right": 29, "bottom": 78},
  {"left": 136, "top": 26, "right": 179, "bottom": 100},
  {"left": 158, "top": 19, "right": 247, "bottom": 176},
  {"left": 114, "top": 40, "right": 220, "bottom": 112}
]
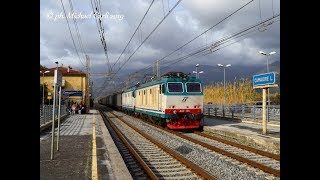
[{"left": 92, "top": 61, "right": 280, "bottom": 96}]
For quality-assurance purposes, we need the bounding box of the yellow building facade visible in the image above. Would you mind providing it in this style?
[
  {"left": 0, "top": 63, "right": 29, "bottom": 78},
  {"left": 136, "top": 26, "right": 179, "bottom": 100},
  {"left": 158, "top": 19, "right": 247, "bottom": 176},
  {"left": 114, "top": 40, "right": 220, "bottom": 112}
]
[{"left": 40, "top": 66, "right": 90, "bottom": 111}]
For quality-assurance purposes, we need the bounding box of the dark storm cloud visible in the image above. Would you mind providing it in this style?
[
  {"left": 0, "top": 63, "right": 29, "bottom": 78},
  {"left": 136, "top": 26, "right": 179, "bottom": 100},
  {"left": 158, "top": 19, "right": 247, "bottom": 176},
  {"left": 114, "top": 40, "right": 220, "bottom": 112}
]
[{"left": 41, "top": 0, "right": 279, "bottom": 78}]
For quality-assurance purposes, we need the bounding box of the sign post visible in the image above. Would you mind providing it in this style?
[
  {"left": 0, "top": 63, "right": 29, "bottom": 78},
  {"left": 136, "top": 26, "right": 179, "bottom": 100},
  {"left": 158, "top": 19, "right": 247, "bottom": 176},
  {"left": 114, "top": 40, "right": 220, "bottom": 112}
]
[
  {"left": 253, "top": 72, "right": 278, "bottom": 135},
  {"left": 262, "top": 88, "right": 267, "bottom": 135},
  {"left": 57, "top": 86, "right": 62, "bottom": 151},
  {"left": 51, "top": 69, "right": 62, "bottom": 160},
  {"left": 50, "top": 80, "right": 56, "bottom": 160}
]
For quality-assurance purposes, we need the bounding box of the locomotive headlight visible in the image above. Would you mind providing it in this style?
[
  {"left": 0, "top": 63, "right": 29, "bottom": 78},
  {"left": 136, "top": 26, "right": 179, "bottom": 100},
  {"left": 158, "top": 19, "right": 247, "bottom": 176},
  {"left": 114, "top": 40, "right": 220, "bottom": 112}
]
[{"left": 173, "top": 110, "right": 177, "bottom": 114}]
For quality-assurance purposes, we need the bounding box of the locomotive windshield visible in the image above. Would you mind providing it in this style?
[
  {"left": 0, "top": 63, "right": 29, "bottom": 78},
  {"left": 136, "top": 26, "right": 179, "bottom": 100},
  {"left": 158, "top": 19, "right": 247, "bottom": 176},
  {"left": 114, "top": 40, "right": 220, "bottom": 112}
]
[
  {"left": 186, "top": 82, "right": 201, "bottom": 92},
  {"left": 167, "top": 82, "right": 183, "bottom": 93}
]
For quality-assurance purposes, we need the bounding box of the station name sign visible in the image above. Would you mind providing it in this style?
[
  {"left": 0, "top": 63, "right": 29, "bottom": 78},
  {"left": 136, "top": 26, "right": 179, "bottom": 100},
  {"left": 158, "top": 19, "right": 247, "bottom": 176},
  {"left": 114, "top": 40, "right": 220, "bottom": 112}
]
[{"left": 253, "top": 72, "right": 276, "bottom": 87}]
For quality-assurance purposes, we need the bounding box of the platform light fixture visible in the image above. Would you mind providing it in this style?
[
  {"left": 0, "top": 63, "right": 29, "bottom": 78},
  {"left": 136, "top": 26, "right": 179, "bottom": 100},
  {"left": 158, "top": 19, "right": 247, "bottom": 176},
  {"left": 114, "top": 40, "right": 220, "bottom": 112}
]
[
  {"left": 193, "top": 64, "right": 204, "bottom": 79},
  {"left": 258, "top": 50, "right": 276, "bottom": 122},
  {"left": 217, "top": 63, "right": 231, "bottom": 117}
]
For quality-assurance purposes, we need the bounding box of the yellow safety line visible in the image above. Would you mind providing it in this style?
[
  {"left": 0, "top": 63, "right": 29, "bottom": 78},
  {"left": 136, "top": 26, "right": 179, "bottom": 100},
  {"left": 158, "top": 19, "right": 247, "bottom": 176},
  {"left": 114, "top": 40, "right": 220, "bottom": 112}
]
[{"left": 92, "top": 115, "right": 98, "bottom": 180}]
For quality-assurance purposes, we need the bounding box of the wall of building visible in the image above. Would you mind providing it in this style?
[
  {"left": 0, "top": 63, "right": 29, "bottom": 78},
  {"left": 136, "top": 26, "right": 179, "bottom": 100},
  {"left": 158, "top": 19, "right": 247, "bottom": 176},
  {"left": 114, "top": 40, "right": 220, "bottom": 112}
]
[{"left": 41, "top": 75, "right": 87, "bottom": 104}]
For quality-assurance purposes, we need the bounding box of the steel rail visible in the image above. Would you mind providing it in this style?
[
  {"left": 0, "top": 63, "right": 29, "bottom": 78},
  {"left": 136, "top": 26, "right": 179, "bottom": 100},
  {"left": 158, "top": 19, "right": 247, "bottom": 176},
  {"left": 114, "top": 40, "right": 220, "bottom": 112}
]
[
  {"left": 118, "top": 111, "right": 280, "bottom": 177},
  {"left": 110, "top": 112, "right": 215, "bottom": 179},
  {"left": 194, "top": 131, "right": 280, "bottom": 160},
  {"left": 99, "top": 110, "right": 157, "bottom": 179}
]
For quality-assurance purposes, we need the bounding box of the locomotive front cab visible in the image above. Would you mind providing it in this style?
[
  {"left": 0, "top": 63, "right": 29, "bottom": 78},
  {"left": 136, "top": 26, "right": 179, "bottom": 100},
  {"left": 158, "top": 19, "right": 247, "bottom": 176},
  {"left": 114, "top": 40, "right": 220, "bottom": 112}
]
[{"left": 162, "top": 73, "right": 204, "bottom": 130}]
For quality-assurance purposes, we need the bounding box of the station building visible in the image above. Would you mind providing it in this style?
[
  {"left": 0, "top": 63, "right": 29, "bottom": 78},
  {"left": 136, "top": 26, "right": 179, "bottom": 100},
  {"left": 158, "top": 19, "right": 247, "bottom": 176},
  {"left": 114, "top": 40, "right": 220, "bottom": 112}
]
[{"left": 40, "top": 65, "right": 90, "bottom": 112}]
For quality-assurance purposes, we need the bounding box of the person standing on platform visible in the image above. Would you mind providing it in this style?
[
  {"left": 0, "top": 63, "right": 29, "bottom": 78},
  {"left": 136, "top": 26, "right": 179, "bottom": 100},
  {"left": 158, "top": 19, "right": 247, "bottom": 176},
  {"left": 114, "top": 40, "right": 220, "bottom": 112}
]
[
  {"left": 78, "top": 103, "right": 82, "bottom": 114},
  {"left": 71, "top": 103, "right": 76, "bottom": 115}
]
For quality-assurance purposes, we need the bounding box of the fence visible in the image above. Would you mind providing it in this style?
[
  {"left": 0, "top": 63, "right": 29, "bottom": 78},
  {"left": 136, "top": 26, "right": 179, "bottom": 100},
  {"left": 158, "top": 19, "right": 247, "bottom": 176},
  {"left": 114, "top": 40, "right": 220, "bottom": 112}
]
[
  {"left": 40, "top": 104, "right": 69, "bottom": 126},
  {"left": 203, "top": 104, "right": 280, "bottom": 121}
]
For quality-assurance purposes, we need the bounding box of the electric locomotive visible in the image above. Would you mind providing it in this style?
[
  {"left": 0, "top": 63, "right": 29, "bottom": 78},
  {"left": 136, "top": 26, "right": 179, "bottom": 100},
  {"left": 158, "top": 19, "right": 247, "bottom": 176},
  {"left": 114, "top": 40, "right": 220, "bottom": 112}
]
[{"left": 122, "top": 72, "right": 204, "bottom": 130}]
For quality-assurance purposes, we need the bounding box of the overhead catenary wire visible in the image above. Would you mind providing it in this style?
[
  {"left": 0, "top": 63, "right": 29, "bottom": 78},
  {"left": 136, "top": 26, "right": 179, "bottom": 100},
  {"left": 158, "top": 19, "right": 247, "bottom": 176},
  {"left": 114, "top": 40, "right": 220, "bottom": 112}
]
[
  {"left": 156, "top": 0, "right": 254, "bottom": 65},
  {"left": 113, "top": 0, "right": 182, "bottom": 76},
  {"left": 96, "top": 0, "right": 182, "bottom": 96},
  {"left": 169, "top": 16, "right": 279, "bottom": 68},
  {"left": 96, "top": 0, "right": 156, "bottom": 96},
  {"left": 141, "top": 8, "right": 278, "bottom": 78},
  {"left": 160, "top": 15, "right": 280, "bottom": 71},
  {"left": 205, "top": 18, "right": 280, "bottom": 56},
  {"left": 161, "top": 28, "right": 261, "bottom": 72},
  {"left": 59, "top": 0, "right": 86, "bottom": 68},
  {"left": 108, "top": 15, "right": 279, "bottom": 96},
  {"left": 90, "top": 0, "right": 111, "bottom": 72},
  {"left": 67, "top": 0, "right": 90, "bottom": 73},
  {"left": 97, "top": 1, "right": 279, "bottom": 96},
  {"left": 111, "top": 0, "right": 156, "bottom": 72},
  {"left": 68, "top": 0, "right": 87, "bottom": 57},
  {"left": 126, "top": 0, "right": 255, "bottom": 81}
]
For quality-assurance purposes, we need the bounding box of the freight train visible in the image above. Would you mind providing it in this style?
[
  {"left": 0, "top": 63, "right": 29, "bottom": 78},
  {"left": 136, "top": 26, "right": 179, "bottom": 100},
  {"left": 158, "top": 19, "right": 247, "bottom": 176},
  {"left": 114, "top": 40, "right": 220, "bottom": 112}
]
[{"left": 99, "top": 72, "right": 204, "bottom": 130}]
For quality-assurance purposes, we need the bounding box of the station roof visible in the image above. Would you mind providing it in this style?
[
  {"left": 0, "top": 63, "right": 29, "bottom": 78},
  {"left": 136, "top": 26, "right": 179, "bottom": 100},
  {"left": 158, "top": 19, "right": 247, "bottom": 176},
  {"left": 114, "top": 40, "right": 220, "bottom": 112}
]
[{"left": 41, "top": 66, "right": 86, "bottom": 76}]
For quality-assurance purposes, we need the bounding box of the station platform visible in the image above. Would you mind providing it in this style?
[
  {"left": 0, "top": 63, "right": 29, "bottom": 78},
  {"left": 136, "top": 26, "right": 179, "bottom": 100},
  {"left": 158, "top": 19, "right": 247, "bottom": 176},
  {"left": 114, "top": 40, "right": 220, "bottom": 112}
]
[
  {"left": 40, "top": 109, "right": 132, "bottom": 180},
  {"left": 203, "top": 117, "right": 280, "bottom": 154}
]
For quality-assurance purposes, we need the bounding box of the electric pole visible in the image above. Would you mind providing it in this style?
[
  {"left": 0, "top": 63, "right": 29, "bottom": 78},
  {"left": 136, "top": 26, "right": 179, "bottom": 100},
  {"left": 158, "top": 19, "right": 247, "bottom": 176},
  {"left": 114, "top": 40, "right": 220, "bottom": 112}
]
[{"left": 86, "top": 55, "right": 91, "bottom": 113}]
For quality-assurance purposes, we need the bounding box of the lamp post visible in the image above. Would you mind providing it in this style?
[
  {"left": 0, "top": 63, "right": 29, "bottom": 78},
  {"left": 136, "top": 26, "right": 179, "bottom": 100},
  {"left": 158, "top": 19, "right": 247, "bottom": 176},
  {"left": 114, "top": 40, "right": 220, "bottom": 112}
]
[
  {"left": 40, "top": 70, "right": 50, "bottom": 118},
  {"left": 259, "top": 51, "right": 276, "bottom": 122},
  {"left": 218, "top": 63, "right": 231, "bottom": 117},
  {"left": 193, "top": 64, "right": 204, "bottom": 79}
]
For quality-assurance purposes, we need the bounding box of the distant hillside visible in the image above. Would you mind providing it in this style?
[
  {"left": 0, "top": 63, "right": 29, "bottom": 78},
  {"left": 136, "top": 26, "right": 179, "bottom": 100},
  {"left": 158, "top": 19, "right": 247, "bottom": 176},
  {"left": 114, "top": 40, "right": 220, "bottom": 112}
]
[
  {"left": 167, "top": 61, "right": 280, "bottom": 85},
  {"left": 92, "top": 61, "right": 280, "bottom": 97}
]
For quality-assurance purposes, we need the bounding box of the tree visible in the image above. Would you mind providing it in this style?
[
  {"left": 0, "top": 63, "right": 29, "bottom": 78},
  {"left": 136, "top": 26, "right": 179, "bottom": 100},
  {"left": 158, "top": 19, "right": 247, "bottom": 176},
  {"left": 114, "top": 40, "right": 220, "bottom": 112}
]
[
  {"left": 40, "top": 64, "right": 48, "bottom": 71},
  {"left": 270, "top": 92, "right": 280, "bottom": 105}
]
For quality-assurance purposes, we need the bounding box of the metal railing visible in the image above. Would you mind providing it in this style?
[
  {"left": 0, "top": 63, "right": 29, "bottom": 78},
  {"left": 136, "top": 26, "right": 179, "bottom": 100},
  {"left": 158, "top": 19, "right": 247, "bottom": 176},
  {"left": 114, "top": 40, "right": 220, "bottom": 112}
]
[
  {"left": 204, "top": 104, "right": 280, "bottom": 121},
  {"left": 40, "top": 104, "right": 69, "bottom": 126}
]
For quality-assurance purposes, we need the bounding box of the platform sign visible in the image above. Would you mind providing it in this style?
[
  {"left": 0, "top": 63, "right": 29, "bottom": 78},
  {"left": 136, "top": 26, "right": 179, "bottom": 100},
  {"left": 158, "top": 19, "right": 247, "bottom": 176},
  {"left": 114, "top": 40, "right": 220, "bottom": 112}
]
[
  {"left": 54, "top": 70, "right": 62, "bottom": 86},
  {"left": 62, "top": 90, "right": 83, "bottom": 96},
  {"left": 253, "top": 72, "right": 276, "bottom": 87}
]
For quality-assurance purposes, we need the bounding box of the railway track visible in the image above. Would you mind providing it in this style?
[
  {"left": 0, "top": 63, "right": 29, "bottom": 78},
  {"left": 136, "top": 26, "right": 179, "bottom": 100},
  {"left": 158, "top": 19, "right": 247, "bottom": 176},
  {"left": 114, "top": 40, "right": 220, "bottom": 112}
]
[
  {"left": 98, "top": 108, "right": 149, "bottom": 179},
  {"left": 183, "top": 133, "right": 280, "bottom": 170},
  {"left": 110, "top": 109, "right": 280, "bottom": 179},
  {"left": 98, "top": 108, "right": 210, "bottom": 179}
]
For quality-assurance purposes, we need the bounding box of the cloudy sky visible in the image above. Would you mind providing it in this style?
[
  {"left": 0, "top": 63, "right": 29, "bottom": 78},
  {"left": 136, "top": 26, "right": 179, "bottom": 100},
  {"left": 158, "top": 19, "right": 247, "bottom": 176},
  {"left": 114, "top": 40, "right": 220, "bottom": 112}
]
[{"left": 40, "top": 0, "right": 280, "bottom": 84}]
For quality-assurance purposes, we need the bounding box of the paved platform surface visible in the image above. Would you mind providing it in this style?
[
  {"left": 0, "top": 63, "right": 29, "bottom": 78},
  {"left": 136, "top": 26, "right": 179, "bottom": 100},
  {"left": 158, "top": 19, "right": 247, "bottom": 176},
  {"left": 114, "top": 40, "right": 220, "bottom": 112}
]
[
  {"left": 203, "top": 117, "right": 280, "bottom": 154},
  {"left": 40, "top": 109, "right": 131, "bottom": 180}
]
